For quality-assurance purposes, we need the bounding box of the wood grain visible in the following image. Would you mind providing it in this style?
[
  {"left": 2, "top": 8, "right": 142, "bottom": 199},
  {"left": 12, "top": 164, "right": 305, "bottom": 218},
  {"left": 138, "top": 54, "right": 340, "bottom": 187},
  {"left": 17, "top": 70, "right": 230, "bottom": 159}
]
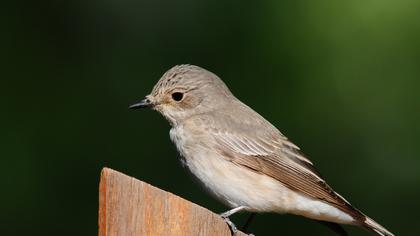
[{"left": 98, "top": 167, "right": 246, "bottom": 236}]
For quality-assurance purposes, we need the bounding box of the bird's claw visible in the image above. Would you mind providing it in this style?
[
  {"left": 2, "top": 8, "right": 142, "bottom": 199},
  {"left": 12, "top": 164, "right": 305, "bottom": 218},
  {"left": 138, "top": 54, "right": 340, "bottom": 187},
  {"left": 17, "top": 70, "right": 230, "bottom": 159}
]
[
  {"left": 220, "top": 207, "right": 255, "bottom": 236},
  {"left": 221, "top": 215, "right": 238, "bottom": 235}
]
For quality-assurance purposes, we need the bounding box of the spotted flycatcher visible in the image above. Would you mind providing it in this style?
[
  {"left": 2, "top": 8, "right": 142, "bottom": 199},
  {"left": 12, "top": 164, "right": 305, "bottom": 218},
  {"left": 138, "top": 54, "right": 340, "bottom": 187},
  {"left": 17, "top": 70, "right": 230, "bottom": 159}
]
[{"left": 129, "top": 65, "right": 393, "bottom": 236}]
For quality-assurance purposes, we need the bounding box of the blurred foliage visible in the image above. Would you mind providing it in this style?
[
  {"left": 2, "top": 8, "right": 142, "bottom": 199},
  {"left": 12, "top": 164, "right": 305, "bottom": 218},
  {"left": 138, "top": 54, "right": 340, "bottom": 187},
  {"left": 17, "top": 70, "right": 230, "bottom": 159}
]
[{"left": 1, "top": 0, "right": 419, "bottom": 235}]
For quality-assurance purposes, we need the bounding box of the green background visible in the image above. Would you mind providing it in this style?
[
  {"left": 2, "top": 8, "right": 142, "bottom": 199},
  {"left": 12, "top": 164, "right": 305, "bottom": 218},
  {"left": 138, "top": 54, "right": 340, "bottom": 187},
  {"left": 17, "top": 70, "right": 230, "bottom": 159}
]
[{"left": 2, "top": 1, "right": 419, "bottom": 235}]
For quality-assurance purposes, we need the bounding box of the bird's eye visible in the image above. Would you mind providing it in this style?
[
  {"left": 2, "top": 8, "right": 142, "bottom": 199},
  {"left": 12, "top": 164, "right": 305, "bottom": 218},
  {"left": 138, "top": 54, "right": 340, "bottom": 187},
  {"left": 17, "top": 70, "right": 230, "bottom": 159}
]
[{"left": 171, "top": 92, "right": 184, "bottom": 102}]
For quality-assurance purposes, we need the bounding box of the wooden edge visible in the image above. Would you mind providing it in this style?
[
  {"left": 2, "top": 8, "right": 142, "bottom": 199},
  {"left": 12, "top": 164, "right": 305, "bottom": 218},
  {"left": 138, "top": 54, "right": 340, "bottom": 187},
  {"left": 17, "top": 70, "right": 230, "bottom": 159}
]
[
  {"left": 98, "top": 167, "right": 109, "bottom": 236},
  {"left": 98, "top": 167, "right": 247, "bottom": 236}
]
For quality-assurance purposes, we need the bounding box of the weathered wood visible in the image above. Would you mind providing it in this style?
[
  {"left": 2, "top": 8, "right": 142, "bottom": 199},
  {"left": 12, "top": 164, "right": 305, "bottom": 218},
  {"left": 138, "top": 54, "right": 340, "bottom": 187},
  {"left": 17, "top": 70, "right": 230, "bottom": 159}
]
[{"left": 99, "top": 167, "right": 246, "bottom": 236}]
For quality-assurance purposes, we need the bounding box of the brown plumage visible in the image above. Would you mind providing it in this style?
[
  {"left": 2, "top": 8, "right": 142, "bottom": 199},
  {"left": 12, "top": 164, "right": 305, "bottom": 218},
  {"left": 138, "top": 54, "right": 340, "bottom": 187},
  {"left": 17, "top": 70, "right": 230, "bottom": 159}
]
[{"left": 131, "top": 64, "right": 394, "bottom": 236}]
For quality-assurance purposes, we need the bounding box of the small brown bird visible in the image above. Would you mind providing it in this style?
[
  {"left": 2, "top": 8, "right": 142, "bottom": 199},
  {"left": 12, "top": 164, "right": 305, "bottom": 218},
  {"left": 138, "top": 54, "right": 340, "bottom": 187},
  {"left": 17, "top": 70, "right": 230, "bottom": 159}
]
[{"left": 130, "top": 65, "right": 394, "bottom": 236}]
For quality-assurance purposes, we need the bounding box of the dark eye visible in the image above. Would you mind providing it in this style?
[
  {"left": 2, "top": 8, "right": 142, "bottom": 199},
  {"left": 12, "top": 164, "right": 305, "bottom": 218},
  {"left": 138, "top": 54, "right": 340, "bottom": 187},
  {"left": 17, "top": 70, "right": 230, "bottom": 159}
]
[{"left": 171, "top": 92, "right": 184, "bottom": 101}]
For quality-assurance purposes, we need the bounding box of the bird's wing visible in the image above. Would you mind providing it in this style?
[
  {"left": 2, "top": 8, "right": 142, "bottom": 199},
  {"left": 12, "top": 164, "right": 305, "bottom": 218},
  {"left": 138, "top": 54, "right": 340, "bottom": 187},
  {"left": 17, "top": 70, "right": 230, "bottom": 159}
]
[{"left": 210, "top": 128, "right": 363, "bottom": 220}]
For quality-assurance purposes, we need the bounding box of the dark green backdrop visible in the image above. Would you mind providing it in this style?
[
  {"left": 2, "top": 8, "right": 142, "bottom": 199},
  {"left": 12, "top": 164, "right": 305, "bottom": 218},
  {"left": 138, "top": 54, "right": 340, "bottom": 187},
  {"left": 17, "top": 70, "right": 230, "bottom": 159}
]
[{"left": 2, "top": 1, "right": 419, "bottom": 235}]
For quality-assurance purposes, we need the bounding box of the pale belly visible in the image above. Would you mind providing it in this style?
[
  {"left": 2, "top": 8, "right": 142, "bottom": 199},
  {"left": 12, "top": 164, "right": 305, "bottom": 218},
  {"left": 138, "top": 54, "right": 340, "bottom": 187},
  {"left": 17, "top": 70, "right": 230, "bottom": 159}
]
[{"left": 169, "top": 126, "right": 355, "bottom": 224}]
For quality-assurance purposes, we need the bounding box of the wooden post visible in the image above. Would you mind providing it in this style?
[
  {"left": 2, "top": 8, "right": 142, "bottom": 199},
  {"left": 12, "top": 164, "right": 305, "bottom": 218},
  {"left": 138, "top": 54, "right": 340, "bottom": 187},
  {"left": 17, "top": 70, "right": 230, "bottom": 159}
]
[{"left": 99, "top": 167, "right": 246, "bottom": 236}]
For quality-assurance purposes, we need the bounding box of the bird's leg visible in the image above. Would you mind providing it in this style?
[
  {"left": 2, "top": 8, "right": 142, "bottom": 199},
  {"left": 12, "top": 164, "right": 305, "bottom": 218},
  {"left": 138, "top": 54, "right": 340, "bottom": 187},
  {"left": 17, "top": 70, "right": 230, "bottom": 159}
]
[
  {"left": 220, "top": 206, "right": 246, "bottom": 218},
  {"left": 220, "top": 206, "right": 247, "bottom": 235},
  {"left": 241, "top": 213, "right": 256, "bottom": 233}
]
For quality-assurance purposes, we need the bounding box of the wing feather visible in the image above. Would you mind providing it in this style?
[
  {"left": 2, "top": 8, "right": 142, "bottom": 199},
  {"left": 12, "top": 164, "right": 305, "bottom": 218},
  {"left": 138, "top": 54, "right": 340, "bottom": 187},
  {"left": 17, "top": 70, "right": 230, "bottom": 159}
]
[{"left": 212, "top": 130, "right": 363, "bottom": 220}]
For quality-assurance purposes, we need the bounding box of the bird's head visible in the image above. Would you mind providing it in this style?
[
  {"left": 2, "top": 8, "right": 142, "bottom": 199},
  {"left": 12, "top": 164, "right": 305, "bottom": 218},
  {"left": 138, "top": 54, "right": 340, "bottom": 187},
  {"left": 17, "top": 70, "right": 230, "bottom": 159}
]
[{"left": 130, "top": 65, "right": 233, "bottom": 126}]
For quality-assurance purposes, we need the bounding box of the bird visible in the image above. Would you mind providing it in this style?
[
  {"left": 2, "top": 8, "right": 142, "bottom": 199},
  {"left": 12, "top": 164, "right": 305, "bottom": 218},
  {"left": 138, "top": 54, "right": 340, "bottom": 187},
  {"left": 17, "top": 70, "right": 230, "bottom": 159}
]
[{"left": 129, "top": 64, "right": 394, "bottom": 236}]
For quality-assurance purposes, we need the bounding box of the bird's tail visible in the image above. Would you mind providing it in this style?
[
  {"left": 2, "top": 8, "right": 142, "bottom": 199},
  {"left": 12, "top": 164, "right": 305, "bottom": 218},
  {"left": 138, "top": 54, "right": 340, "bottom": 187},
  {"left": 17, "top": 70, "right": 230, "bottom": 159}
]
[{"left": 360, "top": 215, "right": 394, "bottom": 236}]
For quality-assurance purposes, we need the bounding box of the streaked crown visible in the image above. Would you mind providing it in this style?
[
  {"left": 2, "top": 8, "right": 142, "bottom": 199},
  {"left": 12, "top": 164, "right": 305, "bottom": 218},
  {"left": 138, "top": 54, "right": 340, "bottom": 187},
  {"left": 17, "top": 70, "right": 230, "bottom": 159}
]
[{"left": 150, "top": 65, "right": 230, "bottom": 97}]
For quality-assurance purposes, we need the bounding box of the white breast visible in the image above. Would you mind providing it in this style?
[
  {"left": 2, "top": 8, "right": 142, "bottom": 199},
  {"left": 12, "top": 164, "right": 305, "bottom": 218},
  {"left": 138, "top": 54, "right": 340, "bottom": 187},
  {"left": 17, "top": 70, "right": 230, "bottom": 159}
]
[{"left": 169, "top": 125, "right": 354, "bottom": 224}]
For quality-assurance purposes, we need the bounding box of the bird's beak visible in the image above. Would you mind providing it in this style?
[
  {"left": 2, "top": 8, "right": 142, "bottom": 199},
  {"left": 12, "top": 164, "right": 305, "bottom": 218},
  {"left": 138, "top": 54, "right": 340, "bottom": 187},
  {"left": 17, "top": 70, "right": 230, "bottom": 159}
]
[{"left": 129, "top": 97, "right": 153, "bottom": 109}]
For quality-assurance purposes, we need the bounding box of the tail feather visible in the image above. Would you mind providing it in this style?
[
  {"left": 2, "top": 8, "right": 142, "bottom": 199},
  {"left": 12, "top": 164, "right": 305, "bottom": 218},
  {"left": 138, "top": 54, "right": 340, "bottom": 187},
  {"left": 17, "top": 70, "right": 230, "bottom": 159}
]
[{"left": 361, "top": 216, "right": 394, "bottom": 236}]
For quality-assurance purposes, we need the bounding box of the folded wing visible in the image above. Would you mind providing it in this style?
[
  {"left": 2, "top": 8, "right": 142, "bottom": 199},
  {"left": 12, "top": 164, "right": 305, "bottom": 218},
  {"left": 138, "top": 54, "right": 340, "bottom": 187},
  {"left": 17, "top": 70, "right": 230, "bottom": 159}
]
[{"left": 211, "top": 129, "right": 364, "bottom": 221}]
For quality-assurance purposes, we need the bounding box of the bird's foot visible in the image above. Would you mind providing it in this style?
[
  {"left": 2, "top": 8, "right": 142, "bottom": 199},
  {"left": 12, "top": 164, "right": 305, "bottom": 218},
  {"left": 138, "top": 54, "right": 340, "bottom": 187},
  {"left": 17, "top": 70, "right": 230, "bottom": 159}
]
[
  {"left": 220, "top": 206, "right": 255, "bottom": 235},
  {"left": 221, "top": 214, "right": 238, "bottom": 235}
]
